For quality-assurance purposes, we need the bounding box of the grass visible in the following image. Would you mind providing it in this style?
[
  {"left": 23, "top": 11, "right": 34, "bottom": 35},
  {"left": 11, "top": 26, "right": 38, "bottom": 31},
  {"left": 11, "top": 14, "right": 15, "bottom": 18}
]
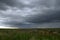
[{"left": 0, "top": 28, "right": 60, "bottom": 40}]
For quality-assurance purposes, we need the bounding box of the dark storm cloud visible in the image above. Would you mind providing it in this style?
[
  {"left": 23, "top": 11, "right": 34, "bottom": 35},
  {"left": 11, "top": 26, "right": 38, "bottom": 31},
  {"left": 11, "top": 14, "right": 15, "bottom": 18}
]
[
  {"left": 27, "top": 9, "right": 60, "bottom": 23},
  {"left": 0, "top": 0, "right": 17, "bottom": 6},
  {"left": 0, "top": 0, "right": 60, "bottom": 28},
  {"left": 0, "top": 2, "right": 8, "bottom": 10},
  {"left": 0, "top": 0, "right": 27, "bottom": 10},
  {"left": 4, "top": 21, "right": 35, "bottom": 28}
]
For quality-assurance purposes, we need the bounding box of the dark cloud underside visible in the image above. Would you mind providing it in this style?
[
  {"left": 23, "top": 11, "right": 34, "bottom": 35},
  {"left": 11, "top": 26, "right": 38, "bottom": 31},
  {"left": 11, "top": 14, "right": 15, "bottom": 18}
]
[{"left": 0, "top": 0, "right": 60, "bottom": 28}]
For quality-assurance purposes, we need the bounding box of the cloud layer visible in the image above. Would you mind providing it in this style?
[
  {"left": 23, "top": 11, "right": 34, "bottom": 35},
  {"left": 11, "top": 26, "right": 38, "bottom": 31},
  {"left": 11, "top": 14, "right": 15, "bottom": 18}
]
[{"left": 0, "top": 0, "right": 60, "bottom": 28}]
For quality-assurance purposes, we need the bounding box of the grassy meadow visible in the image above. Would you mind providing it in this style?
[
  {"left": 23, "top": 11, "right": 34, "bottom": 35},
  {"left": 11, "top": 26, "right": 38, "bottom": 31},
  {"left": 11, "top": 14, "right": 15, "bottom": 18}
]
[{"left": 0, "top": 28, "right": 60, "bottom": 40}]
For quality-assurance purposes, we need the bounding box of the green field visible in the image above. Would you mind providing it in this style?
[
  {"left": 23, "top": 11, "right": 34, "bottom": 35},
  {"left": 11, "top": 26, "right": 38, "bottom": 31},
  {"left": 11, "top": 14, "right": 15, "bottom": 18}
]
[{"left": 0, "top": 28, "right": 60, "bottom": 40}]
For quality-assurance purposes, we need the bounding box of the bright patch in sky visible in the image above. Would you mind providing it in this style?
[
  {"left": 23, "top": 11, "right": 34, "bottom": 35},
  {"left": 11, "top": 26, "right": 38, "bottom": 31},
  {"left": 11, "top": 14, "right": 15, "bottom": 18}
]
[
  {"left": 0, "top": 26, "right": 18, "bottom": 29},
  {"left": 19, "top": 0, "right": 39, "bottom": 5}
]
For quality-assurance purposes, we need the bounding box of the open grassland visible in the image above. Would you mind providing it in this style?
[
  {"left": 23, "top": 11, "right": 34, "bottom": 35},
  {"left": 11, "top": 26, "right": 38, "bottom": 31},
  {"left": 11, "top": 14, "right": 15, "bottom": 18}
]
[{"left": 0, "top": 28, "right": 60, "bottom": 40}]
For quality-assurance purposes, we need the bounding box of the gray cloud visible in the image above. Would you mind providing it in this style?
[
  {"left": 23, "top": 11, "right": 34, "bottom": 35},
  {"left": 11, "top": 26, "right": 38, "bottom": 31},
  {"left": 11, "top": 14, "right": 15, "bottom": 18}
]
[
  {"left": 0, "top": 0, "right": 27, "bottom": 10},
  {"left": 0, "top": 0, "right": 60, "bottom": 28},
  {"left": 0, "top": 0, "right": 17, "bottom": 6},
  {"left": 27, "top": 9, "right": 60, "bottom": 23}
]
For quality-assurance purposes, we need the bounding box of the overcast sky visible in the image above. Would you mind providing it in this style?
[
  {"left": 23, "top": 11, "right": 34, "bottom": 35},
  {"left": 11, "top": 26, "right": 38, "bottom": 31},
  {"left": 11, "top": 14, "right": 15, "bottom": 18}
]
[{"left": 0, "top": 0, "right": 60, "bottom": 28}]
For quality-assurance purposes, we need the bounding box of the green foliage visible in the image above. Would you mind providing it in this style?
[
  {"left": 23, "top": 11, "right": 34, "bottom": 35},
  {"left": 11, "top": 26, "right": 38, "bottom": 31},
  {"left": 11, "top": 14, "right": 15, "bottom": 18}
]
[{"left": 0, "top": 29, "right": 60, "bottom": 40}]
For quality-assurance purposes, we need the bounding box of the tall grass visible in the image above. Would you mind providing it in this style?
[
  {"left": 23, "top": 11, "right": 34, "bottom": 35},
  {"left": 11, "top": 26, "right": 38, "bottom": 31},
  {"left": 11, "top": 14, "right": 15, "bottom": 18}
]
[{"left": 0, "top": 29, "right": 60, "bottom": 40}]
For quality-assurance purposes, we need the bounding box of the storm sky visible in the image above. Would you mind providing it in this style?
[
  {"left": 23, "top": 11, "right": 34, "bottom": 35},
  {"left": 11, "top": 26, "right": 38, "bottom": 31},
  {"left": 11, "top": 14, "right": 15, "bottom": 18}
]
[{"left": 0, "top": 0, "right": 60, "bottom": 28}]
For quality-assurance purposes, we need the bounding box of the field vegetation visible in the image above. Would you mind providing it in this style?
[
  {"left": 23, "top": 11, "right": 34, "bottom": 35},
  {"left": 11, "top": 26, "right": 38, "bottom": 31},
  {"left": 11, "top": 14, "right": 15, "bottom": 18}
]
[{"left": 0, "top": 28, "right": 60, "bottom": 40}]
